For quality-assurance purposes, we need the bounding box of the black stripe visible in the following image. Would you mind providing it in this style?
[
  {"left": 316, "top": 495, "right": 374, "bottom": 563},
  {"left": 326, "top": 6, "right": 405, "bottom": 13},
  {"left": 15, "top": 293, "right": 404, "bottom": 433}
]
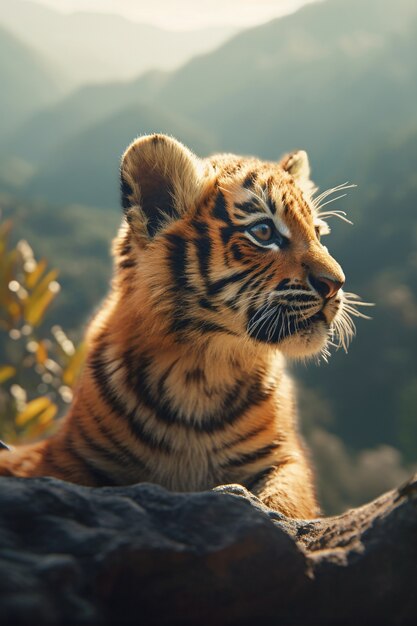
[
  {"left": 89, "top": 348, "right": 172, "bottom": 453},
  {"left": 193, "top": 221, "right": 254, "bottom": 297},
  {"left": 83, "top": 397, "right": 148, "bottom": 470},
  {"left": 43, "top": 445, "right": 67, "bottom": 476},
  {"left": 244, "top": 466, "right": 276, "bottom": 491},
  {"left": 0, "top": 439, "right": 10, "bottom": 451},
  {"left": 219, "top": 265, "right": 270, "bottom": 310},
  {"left": 65, "top": 433, "right": 119, "bottom": 486},
  {"left": 208, "top": 268, "right": 253, "bottom": 296},
  {"left": 194, "top": 221, "right": 212, "bottom": 282},
  {"left": 156, "top": 360, "right": 179, "bottom": 399},
  {"left": 221, "top": 442, "right": 281, "bottom": 469},
  {"left": 213, "top": 421, "right": 270, "bottom": 453},
  {"left": 165, "top": 233, "right": 190, "bottom": 291},
  {"left": 234, "top": 200, "right": 257, "bottom": 215},
  {"left": 119, "top": 259, "right": 136, "bottom": 269},
  {"left": 231, "top": 242, "right": 244, "bottom": 261},
  {"left": 275, "top": 280, "right": 311, "bottom": 292},
  {"left": 235, "top": 268, "right": 274, "bottom": 298},
  {"left": 212, "top": 191, "right": 231, "bottom": 224},
  {"left": 74, "top": 416, "right": 124, "bottom": 467},
  {"left": 285, "top": 293, "right": 317, "bottom": 303},
  {"left": 165, "top": 233, "right": 199, "bottom": 335},
  {"left": 124, "top": 350, "right": 271, "bottom": 434},
  {"left": 220, "top": 225, "right": 235, "bottom": 246},
  {"left": 199, "top": 297, "right": 218, "bottom": 311},
  {"left": 120, "top": 242, "right": 131, "bottom": 256},
  {"left": 242, "top": 172, "right": 257, "bottom": 189},
  {"left": 268, "top": 198, "right": 277, "bottom": 215},
  {"left": 224, "top": 268, "right": 270, "bottom": 311},
  {"left": 276, "top": 278, "right": 291, "bottom": 291},
  {"left": 121, "top": 177, "right": 134, "bottom": 211},
  {"left": 170, "top": 316, "right": 193, "bottom": 333},
  {"left": 184, "top": 368, "right": 206, "bottom": 384}
]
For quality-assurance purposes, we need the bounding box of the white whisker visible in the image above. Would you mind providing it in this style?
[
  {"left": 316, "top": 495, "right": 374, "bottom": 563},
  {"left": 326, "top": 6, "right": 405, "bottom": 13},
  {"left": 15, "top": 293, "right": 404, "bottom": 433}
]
[
  {"left": 313, "top": 182, "right": 356, "bottom": 228},
  {"left": 327, "top": 290, "right": 373, "bottom": 353},
  {"left": 317, "top": 209, "right": 353, "bottom": 225},
  {"left": 313, "top": 182, "right": 356, "bottom": 206}
]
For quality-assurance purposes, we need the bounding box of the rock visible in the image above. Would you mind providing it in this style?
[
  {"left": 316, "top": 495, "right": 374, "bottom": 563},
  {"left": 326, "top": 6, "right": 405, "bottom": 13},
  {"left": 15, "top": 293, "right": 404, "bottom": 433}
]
[{"left": 0, "top": 474, "right": 417, "bottom": 625}]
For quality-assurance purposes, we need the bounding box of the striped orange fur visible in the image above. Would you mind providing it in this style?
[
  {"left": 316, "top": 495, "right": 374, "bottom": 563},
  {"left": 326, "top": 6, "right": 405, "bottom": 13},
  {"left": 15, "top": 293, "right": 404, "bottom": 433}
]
[{"left": 0, "top": 134, "right": 358, "bottom": 518}]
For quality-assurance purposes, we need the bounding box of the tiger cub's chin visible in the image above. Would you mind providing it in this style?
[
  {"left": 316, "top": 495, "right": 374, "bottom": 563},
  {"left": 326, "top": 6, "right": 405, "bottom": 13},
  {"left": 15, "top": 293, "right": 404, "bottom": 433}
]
[
  {"left": 278, "top": 299, "right": 342, "bottom": 359},
  {"left": 278, "top": 321, "right": 330, "bottom": 359}
]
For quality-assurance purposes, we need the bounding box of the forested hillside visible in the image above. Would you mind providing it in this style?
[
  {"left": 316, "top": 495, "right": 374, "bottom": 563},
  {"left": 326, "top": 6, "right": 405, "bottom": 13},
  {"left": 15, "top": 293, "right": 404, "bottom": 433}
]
[
  {"left": 3, "top": 0, "right": 417, "bottom": 206},
  {"left": 0, "top": 25, "right": 63, "bottom": 139}
]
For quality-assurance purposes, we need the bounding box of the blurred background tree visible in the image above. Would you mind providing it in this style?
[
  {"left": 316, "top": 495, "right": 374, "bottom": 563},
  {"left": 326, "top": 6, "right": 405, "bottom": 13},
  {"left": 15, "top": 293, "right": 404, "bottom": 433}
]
[{"left": 0, "top": 214, "right": 86, "bottom": 444}]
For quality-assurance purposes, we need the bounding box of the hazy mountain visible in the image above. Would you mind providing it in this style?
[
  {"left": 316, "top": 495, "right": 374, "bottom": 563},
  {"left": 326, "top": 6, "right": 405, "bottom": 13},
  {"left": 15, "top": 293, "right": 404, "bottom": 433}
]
[
  {"left": 158, "top": 0, "right": 417, "bottom": 115},
  {"left": 27, "top": 103, "right": 216, "bottom": 208},
  {"left": 9, "top": 0, "right": 417, "bottom": 203},
  {"left": 3, "top": 70, "right": 165, "bottom": 164},
  {"left": 0, "top": 25, "right": 63, "bottom": 138},
  {"left": 152, "top": 0, "right": 417, "bottom": 184},
  {"left": 0, "top": 0, "right": 236, "bottom": 87}
]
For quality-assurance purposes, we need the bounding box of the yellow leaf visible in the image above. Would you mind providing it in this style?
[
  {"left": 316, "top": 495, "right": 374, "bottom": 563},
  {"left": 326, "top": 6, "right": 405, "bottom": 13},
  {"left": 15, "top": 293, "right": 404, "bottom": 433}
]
[
  {"left": 0, "top": 365, "right": 16, "bottom": 384},
  {"left": 25, "top": 258, "right": 47, "bottom": 289},
  {"left": 37, "top": 403, "right": 58, "bottom": 425},
  {"left": 23, "top": 268, "right": 59, "bottom": 322},
  {"left": 29, "top": 269, "right": 59, "bottom": 301},
  {"left": 36, "top": 340, "right": 48, "bottom": 365},
  {"left": 24, "top": 288, "right": 57, "bottom": 327},
  {"left": 20, "top": 403, "right": 58, "bottom": 441},
  {"left": 15, "top": 397, "right": 52, "bottom": 426}
]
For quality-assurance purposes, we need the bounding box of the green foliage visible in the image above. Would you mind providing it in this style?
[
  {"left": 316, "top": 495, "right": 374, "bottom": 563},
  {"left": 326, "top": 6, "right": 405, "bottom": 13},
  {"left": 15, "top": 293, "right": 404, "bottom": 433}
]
[
  {"left": 0, "top": 214, "right": 86, "bottom": 444},
  {"left": 0, "top": 195, "right": 119, "bottom": 333}
]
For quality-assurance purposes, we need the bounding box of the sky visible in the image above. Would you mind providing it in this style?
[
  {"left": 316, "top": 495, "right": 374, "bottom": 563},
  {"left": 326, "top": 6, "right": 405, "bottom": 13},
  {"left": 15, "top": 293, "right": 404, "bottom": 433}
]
[{"left": 24, "top": 0, "right": 320, "bottom": 30}]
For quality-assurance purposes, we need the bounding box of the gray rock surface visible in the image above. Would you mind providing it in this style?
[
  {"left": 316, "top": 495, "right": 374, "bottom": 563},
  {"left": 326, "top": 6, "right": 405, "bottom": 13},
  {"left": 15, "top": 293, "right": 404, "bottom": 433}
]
[{"left": 0, "top": 474, "right": 417, "bottom": 625}]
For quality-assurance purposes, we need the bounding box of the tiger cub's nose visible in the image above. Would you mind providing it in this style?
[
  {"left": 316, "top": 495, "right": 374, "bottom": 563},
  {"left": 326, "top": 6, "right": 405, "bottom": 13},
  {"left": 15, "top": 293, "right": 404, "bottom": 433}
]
[{"left": 308, "top": 274, "right": 344, "bottom": 300}]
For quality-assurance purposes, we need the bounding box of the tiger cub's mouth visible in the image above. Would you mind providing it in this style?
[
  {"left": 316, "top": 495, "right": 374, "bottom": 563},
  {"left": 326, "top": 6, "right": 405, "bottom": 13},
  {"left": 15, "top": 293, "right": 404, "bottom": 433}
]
[
  {"left": 304, "top": 310, "right": 327, "bottom": 325},
  {"left": 246, "top": 301, "right": 330, "bottom": 345}
]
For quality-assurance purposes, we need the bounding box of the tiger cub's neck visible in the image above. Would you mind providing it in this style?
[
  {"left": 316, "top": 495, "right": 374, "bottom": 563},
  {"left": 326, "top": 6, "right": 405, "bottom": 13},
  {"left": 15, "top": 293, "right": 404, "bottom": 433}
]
[
  {"left": 89, "top": 320, "right": 281, "bottom": 427},
  {"left": 79, "top": 290, "right": 280, "bottom": 420},
  {"left": 59, "top": 292, "right": 288, "bottom": 489}
]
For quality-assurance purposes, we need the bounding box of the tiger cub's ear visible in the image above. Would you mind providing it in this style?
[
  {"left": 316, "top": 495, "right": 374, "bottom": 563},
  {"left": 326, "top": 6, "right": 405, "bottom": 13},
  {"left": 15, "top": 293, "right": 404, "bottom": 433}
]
[
  {"left": 279, "top": 150, "right": 317, "bottom": 197},
  {"left": 120, "top": 134, "right": 202, "bottom": 238}
]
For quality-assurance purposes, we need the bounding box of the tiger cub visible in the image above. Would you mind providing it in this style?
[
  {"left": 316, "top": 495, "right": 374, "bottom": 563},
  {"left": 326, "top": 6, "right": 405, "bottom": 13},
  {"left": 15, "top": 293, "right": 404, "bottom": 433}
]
[{"left": 0, "top": 134, "right": 362, "bottom": 518}]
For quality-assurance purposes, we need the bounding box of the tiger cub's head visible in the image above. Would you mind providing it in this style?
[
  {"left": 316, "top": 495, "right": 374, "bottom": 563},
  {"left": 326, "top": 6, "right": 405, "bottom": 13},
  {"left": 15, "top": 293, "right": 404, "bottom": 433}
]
[{"left": 118, "top": 133, "right": 364, "bottom": 359}]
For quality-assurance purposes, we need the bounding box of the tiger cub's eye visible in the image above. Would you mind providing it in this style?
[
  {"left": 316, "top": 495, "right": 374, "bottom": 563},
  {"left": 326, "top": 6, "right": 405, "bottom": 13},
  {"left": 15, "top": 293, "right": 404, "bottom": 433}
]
[{"left": 250, "top": 222, "right": 274, "bottom": 242}]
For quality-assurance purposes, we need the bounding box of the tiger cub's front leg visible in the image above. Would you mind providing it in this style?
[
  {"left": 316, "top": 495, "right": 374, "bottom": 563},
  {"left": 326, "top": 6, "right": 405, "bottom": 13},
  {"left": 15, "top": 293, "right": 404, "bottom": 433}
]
[{"left": 249, "top": 457, "right": 319, "bottom": 518}]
